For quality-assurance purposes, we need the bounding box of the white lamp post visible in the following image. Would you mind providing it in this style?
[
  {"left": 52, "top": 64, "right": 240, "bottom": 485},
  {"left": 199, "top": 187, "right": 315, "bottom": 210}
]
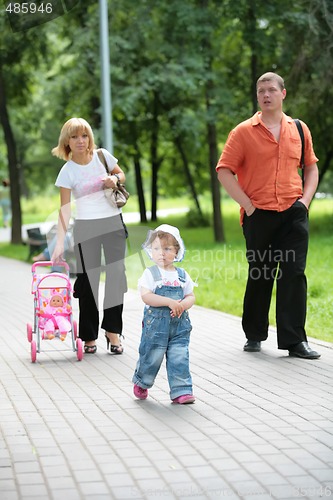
[{"left": 99, "top": 0, "right": 113, "bottom": 153}]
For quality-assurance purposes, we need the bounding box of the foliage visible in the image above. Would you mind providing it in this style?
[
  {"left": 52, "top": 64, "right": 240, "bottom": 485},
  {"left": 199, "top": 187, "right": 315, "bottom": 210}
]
[
  {"left": 185, "top": 208, "right": 211, "bottom": 228},
  {"left": 1, "top": 0, "right": 333, "bottom": 237}
]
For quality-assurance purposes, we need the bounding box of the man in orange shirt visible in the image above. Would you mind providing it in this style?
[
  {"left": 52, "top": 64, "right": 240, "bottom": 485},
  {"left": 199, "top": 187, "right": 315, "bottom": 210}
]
[{"left": 216, "top": 72, "right": 320, "bottom": 359}]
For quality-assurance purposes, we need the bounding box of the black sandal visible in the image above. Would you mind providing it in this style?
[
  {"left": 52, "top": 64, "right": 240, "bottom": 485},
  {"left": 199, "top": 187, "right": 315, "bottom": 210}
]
[
  {"left": 84, "top": 344, "right": 97, "bottom": 354},
  {"left": 110, "top": 344, "right": 124, "bottom": 355},
  {"left": 105, "top": 333, "right": 124, "bottom": 355}
]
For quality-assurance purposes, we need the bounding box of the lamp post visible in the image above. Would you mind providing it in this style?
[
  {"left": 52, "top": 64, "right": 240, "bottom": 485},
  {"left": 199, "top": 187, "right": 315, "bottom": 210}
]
[{"left": 99, "top": 0, "right": 113, "bottom": 153}]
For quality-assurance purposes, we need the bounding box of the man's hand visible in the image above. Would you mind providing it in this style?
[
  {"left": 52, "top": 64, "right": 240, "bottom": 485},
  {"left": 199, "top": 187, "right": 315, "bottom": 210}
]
[{"left": 245, "top": 204, "right": 256, "bottom": 216}]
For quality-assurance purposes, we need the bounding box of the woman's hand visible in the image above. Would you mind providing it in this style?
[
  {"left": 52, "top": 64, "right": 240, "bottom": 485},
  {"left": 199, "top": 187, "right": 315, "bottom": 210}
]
[
  {"left": 51, "top": 242, "right": 65, "bottom": 263},
  {"left": 103, "top": 175, "right": 119, "bottom": 190}
]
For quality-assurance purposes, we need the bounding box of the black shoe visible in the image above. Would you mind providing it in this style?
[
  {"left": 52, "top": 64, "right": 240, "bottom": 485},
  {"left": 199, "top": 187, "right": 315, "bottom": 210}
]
[
  {"left": 105, "top": 333, "right": 124, "bottom": 355},
  {"left": 288, "top": 341, "right": 321, "bottom": 359},
  {"left": 243, "top": 340, "right": 261, "bottom": 352},
  {"left": 84, "top": 344, "right": 97, "bottom": 354}
]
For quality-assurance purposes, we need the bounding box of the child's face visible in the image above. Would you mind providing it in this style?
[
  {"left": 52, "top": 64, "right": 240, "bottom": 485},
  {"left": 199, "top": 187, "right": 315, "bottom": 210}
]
[{"left": 150, "top": 236, "right": 177, "bottom": 268}]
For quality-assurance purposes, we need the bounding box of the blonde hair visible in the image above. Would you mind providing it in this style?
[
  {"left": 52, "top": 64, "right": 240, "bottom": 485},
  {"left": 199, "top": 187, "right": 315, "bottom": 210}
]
[
  {"left": 257, "top": 72, "right": 285, "bottom": 91},
  {"left": 51, "top": 117, "right": 96, "bottom": 160}
]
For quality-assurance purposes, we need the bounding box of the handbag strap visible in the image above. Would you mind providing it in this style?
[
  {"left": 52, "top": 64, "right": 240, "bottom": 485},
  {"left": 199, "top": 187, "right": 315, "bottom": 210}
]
[
  {"left": 96, "top": 148, "right": 109, "bottom": 174},
  {"left": 293, "top": 119, "right": 305, "bottom": 185}
]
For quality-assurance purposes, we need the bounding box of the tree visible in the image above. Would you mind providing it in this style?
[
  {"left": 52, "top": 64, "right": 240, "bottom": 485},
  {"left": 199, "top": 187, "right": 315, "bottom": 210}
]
[
  {"left": 1, "top": 0, "right": 332, "bottom": 249},
  {"left": 0, "top": 11, "right": 50, "bottom": 243}
]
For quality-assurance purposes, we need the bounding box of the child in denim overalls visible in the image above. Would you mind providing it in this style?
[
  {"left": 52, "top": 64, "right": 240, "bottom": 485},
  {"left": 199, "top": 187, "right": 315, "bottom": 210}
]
[{"left": 132, "top": 224, "right": 196, "bottom": 404}]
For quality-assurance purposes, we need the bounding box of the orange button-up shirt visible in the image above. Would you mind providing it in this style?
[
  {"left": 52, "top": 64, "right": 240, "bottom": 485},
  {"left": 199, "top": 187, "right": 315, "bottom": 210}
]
[{"left": 216, "top": 112, "right": 318, "bottom": 222}]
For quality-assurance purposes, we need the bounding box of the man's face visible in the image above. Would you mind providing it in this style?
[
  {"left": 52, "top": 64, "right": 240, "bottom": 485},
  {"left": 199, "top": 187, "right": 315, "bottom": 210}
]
[{"left": 257, "top": 80, "right": 286, "bottom": 112}]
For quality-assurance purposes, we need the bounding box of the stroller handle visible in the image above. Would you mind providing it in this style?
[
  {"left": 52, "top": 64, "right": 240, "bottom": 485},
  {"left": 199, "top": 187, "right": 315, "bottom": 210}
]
[{"left": 32, "top": 260, "right": 70, "bottom": 273}]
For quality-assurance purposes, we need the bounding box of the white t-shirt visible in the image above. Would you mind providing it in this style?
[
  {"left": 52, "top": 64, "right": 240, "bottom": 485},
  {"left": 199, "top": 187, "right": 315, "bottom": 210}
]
[
  {"left": 138, "top": 266, "right": 196, "bottom": 296},
  {"left": 55, "top": 148, "right": 121, "bottom": 220}
]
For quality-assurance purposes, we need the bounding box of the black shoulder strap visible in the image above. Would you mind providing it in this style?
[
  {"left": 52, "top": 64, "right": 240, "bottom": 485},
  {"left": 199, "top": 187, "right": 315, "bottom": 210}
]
[
  {"left": 294, "top": 119, "right": 305, "bottom": 185},
  {"left": 293, "top": 119, "right": 305, "bottom": 168},
  {"left": 96, "top": 148, "right": 109, "bottom": 174}
]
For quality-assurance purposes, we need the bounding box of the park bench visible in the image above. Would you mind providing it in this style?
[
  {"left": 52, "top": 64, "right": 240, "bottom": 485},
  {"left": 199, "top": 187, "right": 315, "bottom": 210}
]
[
  {"left": 26, "top": 223, "right": 76, "bottom": 275},
  {"left": 26, "top": 227, "right": 48, "bottom": 260}
]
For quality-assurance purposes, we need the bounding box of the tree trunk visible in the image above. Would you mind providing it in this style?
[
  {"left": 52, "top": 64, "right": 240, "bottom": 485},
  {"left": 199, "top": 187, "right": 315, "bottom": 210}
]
[
  {"left": 134, "top": 154, "right": 148, "bottom": 223},
  {"left": 318, "top": 149, "right": 333, "bottom": 185},
  {"left": 205, "top": 69, "right": 225, "bottom": 242},
  {"left": 150, "top": 91, "right": 160, "bottom": 221},
  {"left": 173, "top": 132, "right": 202, "bottom": 215},
  {"left": 207, "top": 119, "right": 225, "bottom": 243},
  {"left": 197, "top": 0, "right": 225, "bottom": 242},
  {"left": 0, "top": 68, "right": 22, "bottom": 244},
  {"left": 129, "top": 122, "right": 147, "bottom": 222},
  {"left": 248, "top": 0, "right": 258, "bottom": 115},
  {"left": 134, "top": 153, "right": 147, "bottom": 223}
]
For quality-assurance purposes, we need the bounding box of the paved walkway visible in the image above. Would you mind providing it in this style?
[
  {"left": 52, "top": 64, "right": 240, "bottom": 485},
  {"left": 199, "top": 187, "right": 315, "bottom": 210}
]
[{"left": 0, "top": 255, "right": 333, "bottom": 500}]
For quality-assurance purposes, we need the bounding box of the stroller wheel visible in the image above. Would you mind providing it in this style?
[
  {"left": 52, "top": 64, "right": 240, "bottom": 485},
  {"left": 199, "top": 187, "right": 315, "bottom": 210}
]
[
  {"left": 76, "top": 338, "right": 83, "bottom": 361},
  {"left": 31, "top": 341, "right": 37, "bottom": 363},
  {"left": 27, "top": 323, "right": 33, "bottom": 343}
]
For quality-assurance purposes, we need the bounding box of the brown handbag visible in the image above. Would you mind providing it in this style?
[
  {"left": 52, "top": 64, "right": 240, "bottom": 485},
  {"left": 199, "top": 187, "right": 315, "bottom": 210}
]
[{"left": 97, "top": 149, "right": 130, "bottom": 208}]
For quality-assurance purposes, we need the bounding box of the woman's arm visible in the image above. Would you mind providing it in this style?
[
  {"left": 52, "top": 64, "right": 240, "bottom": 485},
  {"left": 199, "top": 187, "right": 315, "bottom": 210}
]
[
  {"left": 104, "top": 165, "right": 126, "bottom": 189},
  {"left": 51, "top": 187, "right": 71, "bottom": 262}
]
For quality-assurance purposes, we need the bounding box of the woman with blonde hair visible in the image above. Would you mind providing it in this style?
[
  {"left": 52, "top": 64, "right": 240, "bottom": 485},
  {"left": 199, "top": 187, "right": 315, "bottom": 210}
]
[{"left": 52, "top": 117, "right": 127, "bottom": 354}]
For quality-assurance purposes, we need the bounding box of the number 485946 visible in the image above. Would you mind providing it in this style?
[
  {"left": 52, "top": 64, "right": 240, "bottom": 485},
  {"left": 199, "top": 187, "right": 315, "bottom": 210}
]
[{"left": 6, "top": 3, "right": 53, "bottom": 15}]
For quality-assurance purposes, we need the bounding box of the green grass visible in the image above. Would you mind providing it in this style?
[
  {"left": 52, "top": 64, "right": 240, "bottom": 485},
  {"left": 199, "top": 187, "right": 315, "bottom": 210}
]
[
  {"left": 125, "top": 197, "right": 333, "bottom": 344},
  {"left": 19, "top": 192, "right": 192, "bottom": 225},
  {"left": 1, "top": 195, "right": 332, "bottom": 343}
]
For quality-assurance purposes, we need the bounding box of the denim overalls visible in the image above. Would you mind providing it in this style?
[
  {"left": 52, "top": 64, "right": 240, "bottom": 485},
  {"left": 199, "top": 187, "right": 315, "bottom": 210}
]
[{"left": 132, "top": 265, "right": 193, "bottom": 400}]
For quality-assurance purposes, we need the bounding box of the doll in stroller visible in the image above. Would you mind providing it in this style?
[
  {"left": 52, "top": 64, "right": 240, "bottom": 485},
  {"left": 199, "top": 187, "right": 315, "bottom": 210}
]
[{"left": 41, "top": 291, "right": 72, "bottom": 341}]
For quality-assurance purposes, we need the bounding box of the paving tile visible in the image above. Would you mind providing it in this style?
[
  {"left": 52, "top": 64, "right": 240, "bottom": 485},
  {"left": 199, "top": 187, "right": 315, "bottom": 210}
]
[{"left": 1, "top": 256, "right": 333, "bottom": 499}]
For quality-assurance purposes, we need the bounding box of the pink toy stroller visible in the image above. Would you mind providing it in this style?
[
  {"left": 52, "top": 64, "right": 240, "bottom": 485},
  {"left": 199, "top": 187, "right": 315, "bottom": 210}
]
[{"left": 26, "top": 261, "right": 83, "bottom": 362}]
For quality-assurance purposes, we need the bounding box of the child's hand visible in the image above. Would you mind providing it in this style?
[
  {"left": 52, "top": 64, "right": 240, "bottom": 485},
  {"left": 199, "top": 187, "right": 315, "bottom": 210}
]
[{"left": 169, "top": 299, "right": 185, "bottom": 318}]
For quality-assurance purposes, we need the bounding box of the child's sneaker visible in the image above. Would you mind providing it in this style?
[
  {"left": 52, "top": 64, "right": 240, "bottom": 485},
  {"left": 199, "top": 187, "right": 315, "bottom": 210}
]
[
  {"left": 43, "top": 332, "right": 55, "bottom": 340},
  {"left": 59, "top": 332, "right": 67, "bottom": 342},
  {"left": 172, "top": 394, "right": 195, "bottom": 404},
  {"left": 133, "top": 384, "right": 148, "bottom": 400}
]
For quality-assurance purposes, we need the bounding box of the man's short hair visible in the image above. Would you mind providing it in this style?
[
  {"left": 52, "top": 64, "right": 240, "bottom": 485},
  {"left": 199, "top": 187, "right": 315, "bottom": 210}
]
[{"left": 257, "top": 72, "right": 285, "bottom": 91}]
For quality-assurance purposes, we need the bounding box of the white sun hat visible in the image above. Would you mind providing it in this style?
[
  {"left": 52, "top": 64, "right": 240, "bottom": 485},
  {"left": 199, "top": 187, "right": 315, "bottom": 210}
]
[{"left": 142, "top": 224, "right": 186, "bottom": 262}]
